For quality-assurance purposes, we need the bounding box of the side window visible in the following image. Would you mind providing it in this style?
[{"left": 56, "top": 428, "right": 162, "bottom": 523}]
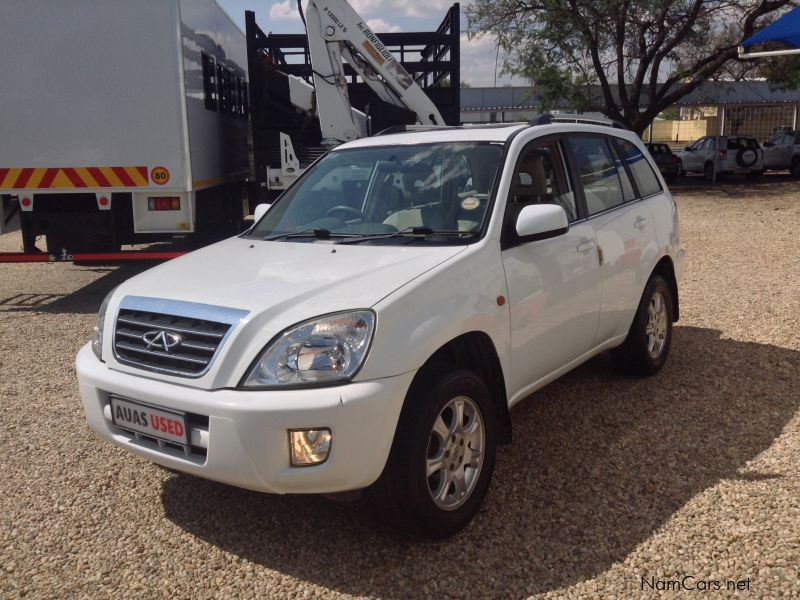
[
  {"left": 690, "top": 138, "right": 705, "bottom": 151},
  {"left": 565, "top": 136, "right": 625, "bottom": 216},
  {"left": 509, "top": 141, "right": 577, "bottom": 222},
  {"left": 615, "top": 139, "right": 663, "bottom": 198}
]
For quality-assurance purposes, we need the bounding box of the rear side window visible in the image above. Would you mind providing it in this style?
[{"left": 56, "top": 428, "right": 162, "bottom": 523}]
[
  {"left": 615, "top": 139, "right": 662, "bottom": 197},
  {"left": 565, "top": 136, "right": 625, "bottom": 215}
]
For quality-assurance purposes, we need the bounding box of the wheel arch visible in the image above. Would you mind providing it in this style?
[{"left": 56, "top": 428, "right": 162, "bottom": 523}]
[
  {"left": 412, "top": 331, "right": 511, "bottom": 445},
  {"left": 652, "top": 255, "right": 680, "bottom": 321}
]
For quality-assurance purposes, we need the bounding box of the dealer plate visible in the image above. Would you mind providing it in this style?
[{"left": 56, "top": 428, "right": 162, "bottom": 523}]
[{"left": 110, "top": 396, "right": 188, "bottom": 445}]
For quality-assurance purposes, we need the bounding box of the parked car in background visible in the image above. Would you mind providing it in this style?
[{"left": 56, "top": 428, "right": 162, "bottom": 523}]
[
  {"left": 645, "top": 143, "right": 681, "bottom": 183},
  {"left": 762, "top": 130, "right": 800, "bottom": 177},
  {"left": 678, "top": 136, "right": 764, "bottom": 180}
]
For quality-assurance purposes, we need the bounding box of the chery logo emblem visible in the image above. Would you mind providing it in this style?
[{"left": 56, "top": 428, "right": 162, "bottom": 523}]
[{"left": 142, "top": 330, "right": 182, "bottom": 352}]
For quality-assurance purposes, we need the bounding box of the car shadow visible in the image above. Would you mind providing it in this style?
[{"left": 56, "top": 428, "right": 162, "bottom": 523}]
[
  {"left": 670, "top": 172, "right": 796, "bottom": 197},
  {"left": 160, "top": 326, "right": 799, "bottom": 598},
  {"left": 0, "top": 263, "right": 151, "bottom": 314}
]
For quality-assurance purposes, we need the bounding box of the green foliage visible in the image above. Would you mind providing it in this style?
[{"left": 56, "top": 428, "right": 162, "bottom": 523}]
[{"left": 467, "top": 0, "right": 800, "bottom": 133}]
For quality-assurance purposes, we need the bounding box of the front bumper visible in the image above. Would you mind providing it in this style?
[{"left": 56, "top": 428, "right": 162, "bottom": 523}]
[{"left": 76, "top": 344, "right": 414, "bottom": 494}]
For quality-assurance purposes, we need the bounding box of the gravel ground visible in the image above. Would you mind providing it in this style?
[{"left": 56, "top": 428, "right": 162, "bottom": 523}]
[{"left": 1, "top": 175, "right": 798, "bottom": 598}]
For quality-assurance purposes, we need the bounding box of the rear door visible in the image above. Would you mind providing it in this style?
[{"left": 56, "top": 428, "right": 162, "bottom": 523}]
[
  {"left": 563, "top": 134, "right": 659, "bottom": 344},
  {"left": 500, "top": 137, "right": 602, "bottom": 392}
]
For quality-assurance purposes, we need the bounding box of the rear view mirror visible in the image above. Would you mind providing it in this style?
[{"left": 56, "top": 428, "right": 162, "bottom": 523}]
[
  {"left": 516, "top": 204, "right": 568, "bottom": 240},
  {"left": 253, "top": 203, "right": 271, "bottom": 222}
]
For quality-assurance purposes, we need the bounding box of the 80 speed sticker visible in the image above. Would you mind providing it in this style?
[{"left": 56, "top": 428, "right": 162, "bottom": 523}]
[{"left": 150, "top": 166, "right": 170, "bottom": 185}]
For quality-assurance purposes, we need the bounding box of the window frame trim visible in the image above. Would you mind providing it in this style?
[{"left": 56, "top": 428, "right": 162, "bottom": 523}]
[{"left": 500, "top": 135, "right": 579, "bottom": 250}]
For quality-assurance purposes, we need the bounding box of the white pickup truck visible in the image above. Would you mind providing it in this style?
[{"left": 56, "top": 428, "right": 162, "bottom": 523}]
[
  {"left": 762, "top": 129, "right": 800, "bottom": 177},
  {"left": 77, "top": 118, "right": 685, "bottom": 537}
]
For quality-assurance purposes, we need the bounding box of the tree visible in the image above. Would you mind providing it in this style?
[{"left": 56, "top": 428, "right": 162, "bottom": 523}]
[{"left": 467, "top": 0, "right": 800, "bottom": 134}]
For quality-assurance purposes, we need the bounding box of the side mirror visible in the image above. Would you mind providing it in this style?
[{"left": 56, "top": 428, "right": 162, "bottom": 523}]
[
  {"left": 763, "top": 141, "right": 772, "bottom": 147},
  {"left": 684, "top": 147, "right": 692, "bottom": 152},
  {"left": 516, "top": 204, "right": 568, "bottom": 240},
  {"left": 253, "top": 203, "right": 271, "bottom": 222}
]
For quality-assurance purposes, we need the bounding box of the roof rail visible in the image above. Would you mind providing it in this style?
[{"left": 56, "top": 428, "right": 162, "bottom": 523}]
[
  {"left": 373, "top": 122, "right": 524, "bottom": 136},
  {"left": 528, "top": 113, "right": 629, "bottom": 130},
  {"left": 373, "top": 124, "right": 456, "bottom": 136}
]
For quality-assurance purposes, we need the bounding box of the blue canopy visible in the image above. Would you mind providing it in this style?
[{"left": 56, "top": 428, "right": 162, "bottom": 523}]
[{"left": 742, "top": 7, "right": 800, "bottom": 49}]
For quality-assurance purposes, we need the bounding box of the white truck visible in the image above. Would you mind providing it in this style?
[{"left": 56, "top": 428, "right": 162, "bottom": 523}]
[
  {"left": 0, "top": 0, "right": 250, "bottom": 260},
  {"left": 762, "top": 129, "right": 800, "bottom": 176}
]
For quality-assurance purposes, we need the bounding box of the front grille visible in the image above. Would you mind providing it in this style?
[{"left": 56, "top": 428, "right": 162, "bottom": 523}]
[{"left": 114, "top": 308, "right": 232, "bottom": 376}]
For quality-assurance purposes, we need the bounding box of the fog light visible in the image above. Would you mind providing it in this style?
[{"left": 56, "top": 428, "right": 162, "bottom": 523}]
[{"left": 289, "top": 428, "right": 332, "bottom": 466}]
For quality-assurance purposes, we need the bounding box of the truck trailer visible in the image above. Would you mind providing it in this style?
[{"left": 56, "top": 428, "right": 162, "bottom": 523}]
[
  {"left": 0, "top": 0, "right": 251, "bottom": 260},
  {"left": 0, "top": 0, "right": 461, "bottom": 261}
]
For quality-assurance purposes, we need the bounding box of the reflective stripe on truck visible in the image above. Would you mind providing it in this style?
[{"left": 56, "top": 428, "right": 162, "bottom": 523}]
[{"left": 0, "top": 166, "right": 148, "bottom": 189}]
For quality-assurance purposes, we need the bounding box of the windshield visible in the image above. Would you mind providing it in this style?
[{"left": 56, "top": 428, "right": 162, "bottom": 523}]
[{"left": 247, "top": 142, "right": 504, "bottom": 244}]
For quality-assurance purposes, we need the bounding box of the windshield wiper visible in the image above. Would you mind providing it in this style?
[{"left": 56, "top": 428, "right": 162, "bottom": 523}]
[
  {"left": 339, "top": 227, "right": 478, "bottom": 244},
  {"left": 264, "top": 228, "right": 358, "bottom": 241}
]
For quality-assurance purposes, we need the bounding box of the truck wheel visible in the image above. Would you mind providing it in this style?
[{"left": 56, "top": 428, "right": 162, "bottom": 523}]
[
  {"left": 611, "top": 275, "right": 674, "bottom": 376},
  {"left": 373, "top": 368, "right": 496, "bottom": 538},
  {"left": 704, "top": 162, "right": 714, "bottom": 182},
  {"left": 791, "top": 157, "right": 800, "bottom": 179}
]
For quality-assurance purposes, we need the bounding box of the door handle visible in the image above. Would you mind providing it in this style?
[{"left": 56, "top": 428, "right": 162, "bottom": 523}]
[
  {"left": 634, "top": 216, "right": 649, "bottom": 230},
  {"left": 576, "top": 238, "right": 596, "bottom": 253}
]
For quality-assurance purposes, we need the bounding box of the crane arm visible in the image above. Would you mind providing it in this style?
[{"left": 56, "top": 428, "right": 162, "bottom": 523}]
[{"left": 302, "top": 0, "right": 445, "bottom": 145}]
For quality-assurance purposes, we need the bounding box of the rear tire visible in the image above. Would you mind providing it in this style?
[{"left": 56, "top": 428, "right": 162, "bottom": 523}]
[
  {"left": 371, "top": 368, "right": 497, "bottom": 538},
  {"left": 791, "top": 157, "right": 800, "bottom": 179},
  {"left": 611, "top": 275, "right": 674, "bottom": 376}
]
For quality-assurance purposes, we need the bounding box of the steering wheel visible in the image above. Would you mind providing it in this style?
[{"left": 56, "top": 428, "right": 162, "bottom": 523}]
[{"left": 325, "top": 205, "right": 367, "bottom": 222}]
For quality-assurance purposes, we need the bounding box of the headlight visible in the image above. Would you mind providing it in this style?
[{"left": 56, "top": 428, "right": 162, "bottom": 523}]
[
  {"left": 242, "top": 310, "right": 375, "bottom": 388},
  {"left": 92, "top": 288, "right": 116, "bottom": 361}
]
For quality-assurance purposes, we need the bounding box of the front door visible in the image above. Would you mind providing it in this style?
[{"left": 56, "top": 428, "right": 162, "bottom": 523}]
[{"left": 501, "top": 138, "right": 602, "bottom": 394}]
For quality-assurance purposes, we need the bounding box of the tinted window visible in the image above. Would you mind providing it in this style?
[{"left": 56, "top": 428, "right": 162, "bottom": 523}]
[
  {"left": 727, "top": 137, "right": 759, "bottom": 150},
  {"left": 566, "top": 137, "right": 625, "bottom": 215},
  {"left": 615, "top": 139, "right": 662, "bottom": 197}
]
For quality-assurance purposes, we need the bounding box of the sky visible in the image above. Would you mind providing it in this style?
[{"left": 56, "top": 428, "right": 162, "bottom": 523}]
[{"left": 217, "top": 0, "right": 524, "bottom": 86}]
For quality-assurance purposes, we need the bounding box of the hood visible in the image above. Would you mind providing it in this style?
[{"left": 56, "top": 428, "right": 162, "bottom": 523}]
[{"left": 117, "top": 236, "right": 467, "bottom": 318}]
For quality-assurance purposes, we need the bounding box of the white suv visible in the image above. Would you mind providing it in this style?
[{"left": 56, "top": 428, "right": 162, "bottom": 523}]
[
  {"left": 77, "top": 118, "right": 685, "bottom": 537},
  {"left": 679, "top": 135, "right": 764, "bottom": 180}
]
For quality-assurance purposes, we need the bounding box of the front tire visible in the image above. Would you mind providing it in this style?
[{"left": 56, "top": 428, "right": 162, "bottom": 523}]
[
  {"left": 372, "top": 368, "right": 497, "bottom": 538},
  {"left": 611, "top": 275, "right": 674, "bottom": 376},
  {"left": 704, "top": 162, "right": 715, "bottom": 182}
]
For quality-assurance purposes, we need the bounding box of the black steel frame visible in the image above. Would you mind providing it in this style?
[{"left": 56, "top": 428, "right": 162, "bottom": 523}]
[{"left": 245, "top": 4, "right": 461, "bottom": 202}]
